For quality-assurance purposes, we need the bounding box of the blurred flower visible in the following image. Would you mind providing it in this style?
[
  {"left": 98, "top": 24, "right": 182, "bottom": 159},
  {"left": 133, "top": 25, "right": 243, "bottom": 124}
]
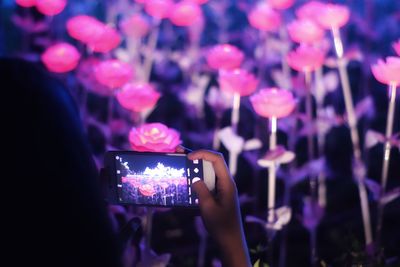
[
  {"left": 287, "top": 45, "right": 326, "bottom": 72},
  {"left": 129, "top": 123, "right": 181, "bottom": 152},
  {"left": 145, "top": 0, "right": 174, "bottom": 20},
  {"left": 120, "top": 14, "right": 150, "bottom": 38},
  {"left": 94, "top": 59, "right": 134, "bottom": 89},
  {"left": 206, "top": 86, "right": 232, "bottom": 114},
  {"left": 315, "top": 4, "right": 350, "bottom": 29},
  {"left": 87, "top": 25, "right": 121, "bottom": 53},
  {"left": 35, "top": 0, "right": 66, "bottom": 16},
  {"left": 248, "top": 3, "right": 281, "bottom": 32},
  {"left": 218, "top": 69, "right": 259, "bottom": 96},
  {"left": 268, "top": 0, "right": 294, "bottom": 10},
  {"left": 41, "top": 43, "right": 80, "bottom": 73},
  {"left": 206, "top": 44, "right": 244, "bottom": 70},
  {"left": 296, "top": 1, "right": 325, "bottom": 22},
  {"left": 371, "top": 57, "right": 400, "bottom": 86},
  {"left": 76, "top": 58, "right": 111, "bottom": 96},
  {"left": 66, "top": 15, "right": 105, "bottom": 44},
  {"left": 169, "top": 1, "right": 202, "bottom": 27},
  {"left": 187, "top": 0, "right": 209, "bottom": 4},
  {"left": 250, "top": 88, "right": 296, "bottom": 118},
  {"left": 15, "top": 0, "right": 36, "bottom": 8},
  {"left": 393, "top": 40, "right": 400, "bottom": 56},
  {"left": 116, "top": 82, "right": 161, "bottom": 112},
  {"left": 287, "top": 19, "right": 324, "bottom": 44}
]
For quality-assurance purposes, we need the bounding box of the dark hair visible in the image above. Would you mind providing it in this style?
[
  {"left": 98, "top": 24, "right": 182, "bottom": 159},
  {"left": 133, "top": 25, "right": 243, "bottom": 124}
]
[{"left": 2, "top": 58, "right": 121, "bottom": 267}]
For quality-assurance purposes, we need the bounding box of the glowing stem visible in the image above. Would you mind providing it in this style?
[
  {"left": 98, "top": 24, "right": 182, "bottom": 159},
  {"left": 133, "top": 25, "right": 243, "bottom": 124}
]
[
  {"left": 315, "top": 67, "right": 327, "bottom": 208},
  {"left": 331, "top": 27, "right": 372, "bottom": 246},
  {"left": 381, "top": 83, "right": 397, "bottom": 192},
  {"left": 143, "top": 21, "right": 160, "bottom": 82},
  {"left": 268, "top": 117, "right": 277, "bottom": 223},
  {"left": 228, "top": 93, "right": 241, "bottom": 176},
  {"left": 231, "top": 92, "right": 241, "bottom": 133},
  {"left": 305, "top": 70, "right": 317, "bottom": 201},
  {"left": 376, "top": 83, "right": 398, "bottom": 248}
]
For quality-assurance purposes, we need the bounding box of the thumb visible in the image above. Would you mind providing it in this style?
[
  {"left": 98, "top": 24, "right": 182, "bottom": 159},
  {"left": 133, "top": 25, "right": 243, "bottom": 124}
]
[{"left": 192, "top": 179, "right": 215, "bottom": 209}]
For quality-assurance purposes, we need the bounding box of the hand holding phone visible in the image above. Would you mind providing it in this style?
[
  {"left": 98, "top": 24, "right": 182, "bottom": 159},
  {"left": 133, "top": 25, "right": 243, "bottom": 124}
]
[
  {"left": 188, "top": 150, "right": 252, "bottom": 267},
  {"left": 103, "top": 151, "right": 215, "bottom": 207}
]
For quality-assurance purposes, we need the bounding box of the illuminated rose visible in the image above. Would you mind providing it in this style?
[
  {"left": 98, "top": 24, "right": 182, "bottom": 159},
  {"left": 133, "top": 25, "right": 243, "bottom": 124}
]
[
  {"left": 187, "top": 0, "right": 208, "bottom": 4},
  {"left": 287, "top": 45, "right": 326, "bottom": 72},
  {"left": 371, "top": 57, "right": 400, "bottom": 86},
  {"left": 250, "top": 88, "right": 296, "bottom": 118},
  {"left": 218, "top": 69, "right": 258, "bottom": 96},
  {"left": 41, "top": 43, "right": 80, "bottom": 73},
  {"left": 87, "top": 25, "right": 121, "bottom": 53},
  {"left": 268, "top": 0, "right": 294, "bottom": 10},
  {"left": 206, "top": 44, "right": 244, "bottom": 70},
  {"left": 76, "top": 58, "right": 111, "bottom": 96},
  {"left": 129, "top": 123, "right": 182, "bottom": 152},
  {"left": 116, "top": 82, "right": 161, "bottom": 112},
  {"left": 169, "top": 1, "right": 202, "bottom": 27},
  {"left": 287, "top": 19, "right": 325, "bottom": 44},
  {"left": 35, "top": 0, "right": 66, "bottom": 16},
  {"left": 66, "top": 15, "right": 105, "bottom": 44},
  {"left": 94, "top": 59, "right": 133, "bottom": 89},
  {"left": 120, "top": 14, "right": 150, "bottom": 38},
  {"left": 145, "top": 0, "right": 174, "bottom": 20},
  {"left": 139, "top": 184, "right": 156, "bottom": 197},
  {"left": 296, "top": 1, "right": 326, "bottom": 21},
  {"left": 393, "top": 40, "right": 400, "bottom": 56},
  {"left": 16, "top": 0, "right": 36, "bottom": 8},
  {"left": 248, "top": 3, "right": 281, "bottom": 32},
  {"left": 315, "top": 4, "right": 350, "bottom": 29}
]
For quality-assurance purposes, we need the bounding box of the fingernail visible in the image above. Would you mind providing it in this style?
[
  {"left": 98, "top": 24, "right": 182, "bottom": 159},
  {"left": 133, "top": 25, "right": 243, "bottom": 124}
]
[{"left": 192, "top": 177, "right": 201, "bottom": 184}]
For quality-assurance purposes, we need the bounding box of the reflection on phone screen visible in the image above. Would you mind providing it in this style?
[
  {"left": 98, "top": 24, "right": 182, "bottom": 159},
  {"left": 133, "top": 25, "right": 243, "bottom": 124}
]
[{"left": 115, "top": 154, "right": 198, "bottom": 206}]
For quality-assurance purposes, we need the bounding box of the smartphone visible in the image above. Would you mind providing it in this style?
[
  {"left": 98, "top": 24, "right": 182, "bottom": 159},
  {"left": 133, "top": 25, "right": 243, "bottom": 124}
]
[{"left": 103, "top": 151, "right": 216, "bottom": 207}]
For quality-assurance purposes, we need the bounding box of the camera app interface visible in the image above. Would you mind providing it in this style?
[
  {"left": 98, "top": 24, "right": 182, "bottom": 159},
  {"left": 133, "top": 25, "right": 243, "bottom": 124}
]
[{"left": 115, "top": 154, "right": 198, "bottom": 206}]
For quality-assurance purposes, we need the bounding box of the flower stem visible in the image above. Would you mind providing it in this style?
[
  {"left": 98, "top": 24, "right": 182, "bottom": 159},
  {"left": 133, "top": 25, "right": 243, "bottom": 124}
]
[
  {"left": 305, "top": 71, "right": 317, "bottom": 201},
  {"left": 376, "top": 83, "right": 397, "bottom": 249},
  {"left": 331, "top": 27, "right": 373, "bottom": 247},
  {"left": 268, "top": 117, "right": 277, "bottom": 223},
  {"left": 143, "top": 20, "right": 160, "bottom": 83}
]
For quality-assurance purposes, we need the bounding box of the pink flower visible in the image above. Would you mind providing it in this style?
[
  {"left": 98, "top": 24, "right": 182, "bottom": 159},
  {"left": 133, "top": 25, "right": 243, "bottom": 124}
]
[
  {"left": 41, "top": 43, "right": 80, "bottom": 73},
  {"left": 371, "top": 57, "right": 400, "bottom": 86},
  {"left": 206, "top": 44, "right": 244, "bottom": 70},
  {"left": 296, "top": 1, "right": 326, "bottom": 21},
  {"left": 129, "top": 123, "right": 182, "bottom": 152},
  {"left": 116, "top": 82, "right": 161, "bottom": 112},
  {"left": 120, "top": 14, "right": 150, "bottom": 38},
  {"left": 218, "top": 69, "right": 258, "bottom": 96},
  {"left": 169, "top": 1, "right": 202, "bottom": 27},
  {"left": 145, "top": 0, "right": 174, "bottom": 20},
  {"left": 94, "top": 60, "right": 134, "bottom": 89},
  {"left": 76, "top": 58, "right": 112, "bottom": 96},
  {"left": 187, "top": 0, "right": 209, "bottom": 4},
  {"left": 287, "top": 45, "right": 326, "bottom": 72},
  {"left": 87, "top": 25, "right": 121, "bottom": 53},
  {"left": 16, "top": 0, "right": 36, "bottom": 8},
  {"left": 35, "top": 0, "right": 66, "bottom": 16},
  {"left": 66, "top": 15, "right": 105, "bottom": 44},
  {"left": 248, "top": 3, "right": 281, "bottom": 32},
  {"left": 250, "top": 88, "right": 296, "bottom": 118},
  {"left": 315, "top": 4, "right": 350, "bottom": 29},
  {"left": 268, "top": 0, "right": 294, "bottom": 10},
  {"left": 287, "top": 19, "right": 324, "bottom": 44},
  {"left": 393, "top": 40, "right": 400, "bottom": 56}
]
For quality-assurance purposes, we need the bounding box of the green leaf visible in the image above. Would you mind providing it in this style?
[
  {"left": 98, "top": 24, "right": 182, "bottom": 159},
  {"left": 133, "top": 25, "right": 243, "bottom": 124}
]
[{"left": 253, "top": 259, "right": 269, "bottom": 267}]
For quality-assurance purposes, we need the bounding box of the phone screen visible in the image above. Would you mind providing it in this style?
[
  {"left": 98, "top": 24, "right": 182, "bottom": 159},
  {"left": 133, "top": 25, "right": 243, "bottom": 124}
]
[{"left": 114, "top": 153, "right": 201, "bottom": 206}]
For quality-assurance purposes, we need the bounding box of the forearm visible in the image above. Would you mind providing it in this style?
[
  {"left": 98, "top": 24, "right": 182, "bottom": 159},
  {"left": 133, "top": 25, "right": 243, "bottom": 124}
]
[{"left": 217, "top": 227, "right": 251, "bottom": 267}]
